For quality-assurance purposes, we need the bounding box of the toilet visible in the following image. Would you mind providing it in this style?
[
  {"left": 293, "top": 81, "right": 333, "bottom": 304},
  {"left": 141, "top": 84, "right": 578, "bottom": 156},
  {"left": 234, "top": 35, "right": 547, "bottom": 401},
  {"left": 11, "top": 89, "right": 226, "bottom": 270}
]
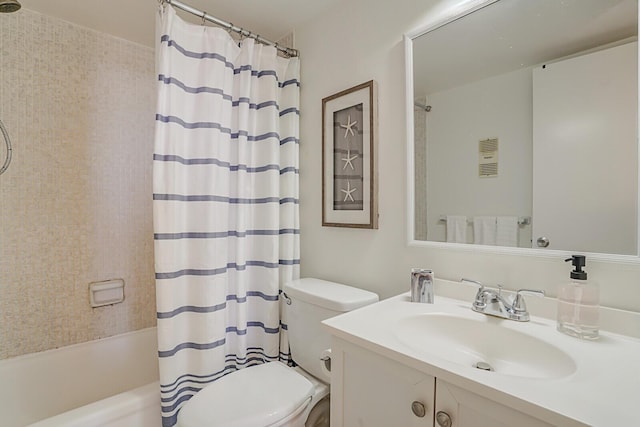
[{"left": 176, "top": 278, "right": 379, "bottom": 427}]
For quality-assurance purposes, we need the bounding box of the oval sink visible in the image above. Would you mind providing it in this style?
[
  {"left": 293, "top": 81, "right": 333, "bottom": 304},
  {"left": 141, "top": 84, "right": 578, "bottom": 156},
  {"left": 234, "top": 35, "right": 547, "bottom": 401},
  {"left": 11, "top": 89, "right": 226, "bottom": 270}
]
[{"left": 395, "top": 313, "right": 576, "bottom": 379}]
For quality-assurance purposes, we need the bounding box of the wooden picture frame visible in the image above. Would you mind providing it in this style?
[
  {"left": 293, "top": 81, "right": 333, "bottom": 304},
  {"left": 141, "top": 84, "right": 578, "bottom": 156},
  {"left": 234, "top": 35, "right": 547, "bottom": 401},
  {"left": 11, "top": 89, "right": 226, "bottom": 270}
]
[{"left": 322, "top": 80, "right": 378, "bottom": 229}]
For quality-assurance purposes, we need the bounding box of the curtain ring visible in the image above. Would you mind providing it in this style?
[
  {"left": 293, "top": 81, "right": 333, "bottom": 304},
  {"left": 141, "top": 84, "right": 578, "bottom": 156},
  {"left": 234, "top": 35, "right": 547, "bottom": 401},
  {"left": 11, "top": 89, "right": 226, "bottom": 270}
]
[{"left": 201, "top": 11, "right": 207, "bottom": 26}]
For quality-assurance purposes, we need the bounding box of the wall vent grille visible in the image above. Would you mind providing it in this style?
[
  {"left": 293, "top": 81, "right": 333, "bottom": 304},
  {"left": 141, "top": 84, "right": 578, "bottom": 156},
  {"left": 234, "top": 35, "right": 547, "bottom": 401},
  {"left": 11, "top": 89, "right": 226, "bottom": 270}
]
[{"left": 479, "top": 138, "right": 498, "bottom": 177}]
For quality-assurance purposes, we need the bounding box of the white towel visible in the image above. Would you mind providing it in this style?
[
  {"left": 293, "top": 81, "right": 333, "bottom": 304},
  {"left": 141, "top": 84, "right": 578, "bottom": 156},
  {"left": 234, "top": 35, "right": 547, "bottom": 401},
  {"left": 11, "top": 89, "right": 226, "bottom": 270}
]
[
  {"left": 446, "top": 215, "right": 467, "bottom": 243},
  {"left": 496, "top": 216, "right": 519, "bottom": 247},
  {"left": 473, "top": 216, "right": 497, "bottom": 245}
]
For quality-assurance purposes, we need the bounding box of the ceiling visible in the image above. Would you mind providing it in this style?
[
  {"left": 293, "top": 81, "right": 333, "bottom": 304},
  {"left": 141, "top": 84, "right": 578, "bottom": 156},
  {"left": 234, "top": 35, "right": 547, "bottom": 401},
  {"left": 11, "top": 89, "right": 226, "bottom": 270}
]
[
  {"left": 412, "top": 0, "right": 638, "bottom": 96},
  {"left": 20, "top": 0, "right": 340, "bottom": 48}
]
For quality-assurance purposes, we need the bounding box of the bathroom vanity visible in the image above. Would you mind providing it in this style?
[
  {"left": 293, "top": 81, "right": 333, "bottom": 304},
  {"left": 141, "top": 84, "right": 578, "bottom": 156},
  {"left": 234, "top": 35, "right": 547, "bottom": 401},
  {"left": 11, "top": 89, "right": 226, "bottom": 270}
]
[{"left": 323, "top": 281, "right": 640, "bottom": 427}]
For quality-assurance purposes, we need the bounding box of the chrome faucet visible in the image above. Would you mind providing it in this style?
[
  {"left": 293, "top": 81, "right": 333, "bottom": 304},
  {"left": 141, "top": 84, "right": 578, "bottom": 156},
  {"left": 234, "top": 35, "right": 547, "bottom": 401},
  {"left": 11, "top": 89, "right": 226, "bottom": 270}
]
[
  {"left": 411, "top": 268, "right": 434, "bottom": 303},
  {"left": 461, "top": 278, "right": 544, "bottom": 322}
]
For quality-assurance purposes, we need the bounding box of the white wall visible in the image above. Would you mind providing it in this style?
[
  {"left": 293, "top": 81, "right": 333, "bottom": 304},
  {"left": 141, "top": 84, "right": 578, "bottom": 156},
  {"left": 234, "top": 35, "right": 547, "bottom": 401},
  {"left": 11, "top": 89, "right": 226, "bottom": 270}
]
[
  {"left": 295, "top": 0, "right": 640, "bottom": 312},
  {"left": 425, "top": 67, "right": 532, "bottom": 245}
]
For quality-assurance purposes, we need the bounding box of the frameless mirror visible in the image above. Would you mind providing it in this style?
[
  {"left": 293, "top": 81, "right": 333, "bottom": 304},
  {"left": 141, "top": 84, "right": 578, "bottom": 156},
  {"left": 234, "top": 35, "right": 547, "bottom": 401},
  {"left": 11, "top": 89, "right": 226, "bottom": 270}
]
[{"left": 409, "top": 0, "right": 639, "bottom": 256}]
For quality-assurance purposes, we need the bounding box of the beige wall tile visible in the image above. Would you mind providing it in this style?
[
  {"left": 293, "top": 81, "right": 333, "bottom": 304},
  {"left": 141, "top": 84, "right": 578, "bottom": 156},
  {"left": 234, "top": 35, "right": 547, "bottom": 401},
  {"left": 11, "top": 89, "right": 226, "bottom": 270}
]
[{"left": 0, "top": 9, "right": 156, "bottom": 359}]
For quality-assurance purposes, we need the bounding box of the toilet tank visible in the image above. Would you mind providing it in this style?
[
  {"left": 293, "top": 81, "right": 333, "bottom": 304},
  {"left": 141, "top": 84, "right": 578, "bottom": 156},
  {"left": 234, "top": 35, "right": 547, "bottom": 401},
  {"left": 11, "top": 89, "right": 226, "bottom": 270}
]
[{"left": 283, "top": 278, "right": 379, "bottom": 383}]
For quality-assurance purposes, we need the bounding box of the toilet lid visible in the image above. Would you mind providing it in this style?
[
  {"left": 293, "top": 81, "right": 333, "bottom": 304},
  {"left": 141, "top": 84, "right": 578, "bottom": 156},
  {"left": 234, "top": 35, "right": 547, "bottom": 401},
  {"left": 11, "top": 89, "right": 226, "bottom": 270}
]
[{"left": 178, "top": 361, "right": 314, "bottom": 427}]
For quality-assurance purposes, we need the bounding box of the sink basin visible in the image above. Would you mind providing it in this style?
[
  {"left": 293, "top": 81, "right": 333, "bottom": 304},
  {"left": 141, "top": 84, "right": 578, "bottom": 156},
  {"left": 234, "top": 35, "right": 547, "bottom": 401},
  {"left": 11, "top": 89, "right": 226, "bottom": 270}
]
[{"left": 395, "top": 313, "right": 576, "bottom": 379}]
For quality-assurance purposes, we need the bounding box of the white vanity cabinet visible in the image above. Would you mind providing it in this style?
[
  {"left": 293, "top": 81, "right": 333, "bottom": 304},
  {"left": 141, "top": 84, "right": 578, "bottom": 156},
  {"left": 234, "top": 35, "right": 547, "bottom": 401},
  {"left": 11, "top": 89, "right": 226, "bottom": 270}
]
[
  {"left": 331, "top": 337, "right": 435, "bottom": 427},
  {"left": 330, "top": 337, "right": 553, "bottom": 427},
  {"left": 435, "top": 379, "right": 553, "bottom": 427},
  {"left": 324, "top": 291, "right": 640, "bottom": 426}
]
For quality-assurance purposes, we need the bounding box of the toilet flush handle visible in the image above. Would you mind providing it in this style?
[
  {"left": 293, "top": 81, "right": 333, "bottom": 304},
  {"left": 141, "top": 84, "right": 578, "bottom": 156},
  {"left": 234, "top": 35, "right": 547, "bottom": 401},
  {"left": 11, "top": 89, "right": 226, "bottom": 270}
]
[
  {"left": 281, "top": 292, "right": 292, "bottom": 305},
  {"left": 320, "top": 355, "right": 331, "bottom": 373}
]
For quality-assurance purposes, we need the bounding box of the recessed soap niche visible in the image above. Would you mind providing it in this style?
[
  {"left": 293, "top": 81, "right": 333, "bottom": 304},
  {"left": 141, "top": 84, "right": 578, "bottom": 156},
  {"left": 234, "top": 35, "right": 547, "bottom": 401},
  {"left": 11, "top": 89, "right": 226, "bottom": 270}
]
[{"left": 89, "top": 279, "right": 125, "bottom": 308}]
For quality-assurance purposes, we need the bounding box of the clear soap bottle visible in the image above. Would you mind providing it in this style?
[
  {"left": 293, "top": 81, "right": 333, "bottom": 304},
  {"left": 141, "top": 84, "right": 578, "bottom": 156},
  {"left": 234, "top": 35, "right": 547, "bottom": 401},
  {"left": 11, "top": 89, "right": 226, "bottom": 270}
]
[{"left": 557, "top": 255, "right": 599, "bottom": 340}]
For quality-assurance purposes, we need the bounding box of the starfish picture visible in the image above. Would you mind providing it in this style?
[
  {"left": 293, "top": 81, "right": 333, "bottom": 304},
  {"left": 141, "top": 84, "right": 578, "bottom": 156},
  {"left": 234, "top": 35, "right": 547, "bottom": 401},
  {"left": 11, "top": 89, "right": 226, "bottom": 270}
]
[
  {"left": 340, "top": 114, "right": 358, "bottom": 139},
  {"left": 341, "top": 180, "right": 357, "bottom": 202},
  {"left": 341, "top": 150, "right": 358, "bottom": 170}
]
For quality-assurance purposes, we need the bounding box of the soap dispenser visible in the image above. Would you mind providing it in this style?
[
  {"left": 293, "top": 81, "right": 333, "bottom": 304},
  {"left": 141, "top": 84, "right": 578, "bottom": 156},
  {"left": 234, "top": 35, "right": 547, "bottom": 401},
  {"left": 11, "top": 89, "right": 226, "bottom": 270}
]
[{"left": 557, "top": 255, "right": 599, "bottom": 340}]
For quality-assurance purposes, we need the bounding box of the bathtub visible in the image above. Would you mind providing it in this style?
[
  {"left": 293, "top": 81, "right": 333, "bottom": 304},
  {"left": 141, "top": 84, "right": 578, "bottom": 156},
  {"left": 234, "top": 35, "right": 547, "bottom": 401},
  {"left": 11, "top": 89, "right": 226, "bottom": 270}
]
[{"left": 0, "top": 327, "right": 160, "bottom": 426}]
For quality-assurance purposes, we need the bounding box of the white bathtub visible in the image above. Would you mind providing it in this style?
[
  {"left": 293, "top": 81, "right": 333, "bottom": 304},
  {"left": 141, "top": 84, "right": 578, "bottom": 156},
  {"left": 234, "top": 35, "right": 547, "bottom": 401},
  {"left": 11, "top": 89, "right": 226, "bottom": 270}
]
[
  {"left": 0, "top": 327, "right": 160, "bottom": 426},
  {"left": 28, "top": 382, "right": 161, "bottom": 427}
]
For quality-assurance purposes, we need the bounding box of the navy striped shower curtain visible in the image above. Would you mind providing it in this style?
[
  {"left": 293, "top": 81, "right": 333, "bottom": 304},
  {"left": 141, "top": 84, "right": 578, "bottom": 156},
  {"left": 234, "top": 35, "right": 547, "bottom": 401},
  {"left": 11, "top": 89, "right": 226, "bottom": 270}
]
[{"left": 153, "top": 5, "right": 300, "bottom": 426}]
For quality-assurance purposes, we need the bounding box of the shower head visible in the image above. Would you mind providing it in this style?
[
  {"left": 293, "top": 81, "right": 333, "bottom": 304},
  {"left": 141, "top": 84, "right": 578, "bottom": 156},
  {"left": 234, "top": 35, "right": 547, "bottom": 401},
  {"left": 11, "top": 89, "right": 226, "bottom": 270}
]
[{"left": 0, "top": 0, "right": 21, "bottom": 13}]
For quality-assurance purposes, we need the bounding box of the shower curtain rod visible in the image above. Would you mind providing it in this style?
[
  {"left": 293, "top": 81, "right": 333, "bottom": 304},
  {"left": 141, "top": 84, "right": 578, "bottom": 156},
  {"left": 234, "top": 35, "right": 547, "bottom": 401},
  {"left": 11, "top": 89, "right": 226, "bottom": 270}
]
[{"left": 161, "top": 0, "right": 299, "bottom": 58}]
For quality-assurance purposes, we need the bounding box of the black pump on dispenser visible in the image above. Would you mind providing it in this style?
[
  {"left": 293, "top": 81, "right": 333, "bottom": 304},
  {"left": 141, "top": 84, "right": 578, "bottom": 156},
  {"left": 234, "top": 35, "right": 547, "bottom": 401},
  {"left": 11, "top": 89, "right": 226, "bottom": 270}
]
[
  {"left": 565, "top": 255, "right": 587, "bottom": 280},
  {"left": 557, "top": 254, "right": 599, "bottom": 340}
]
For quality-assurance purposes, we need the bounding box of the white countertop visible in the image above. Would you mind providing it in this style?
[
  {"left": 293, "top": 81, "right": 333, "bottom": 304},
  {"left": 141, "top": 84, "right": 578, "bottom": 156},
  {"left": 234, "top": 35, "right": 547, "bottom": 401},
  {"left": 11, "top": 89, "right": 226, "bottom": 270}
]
[{"left": 322, "top": 291, "right": 640, "bottom": 427}]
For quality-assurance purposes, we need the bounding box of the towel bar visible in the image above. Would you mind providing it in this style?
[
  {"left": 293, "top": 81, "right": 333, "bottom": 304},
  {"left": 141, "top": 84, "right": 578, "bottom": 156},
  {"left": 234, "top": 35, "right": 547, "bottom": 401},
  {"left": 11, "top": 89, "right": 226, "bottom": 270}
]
[{"left": 438, "top": 215, "right": 531, "bottom": 226}]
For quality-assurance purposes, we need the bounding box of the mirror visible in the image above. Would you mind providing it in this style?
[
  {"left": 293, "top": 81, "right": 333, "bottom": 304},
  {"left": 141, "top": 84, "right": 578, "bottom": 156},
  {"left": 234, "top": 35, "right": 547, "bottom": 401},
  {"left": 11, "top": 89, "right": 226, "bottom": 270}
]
[{"left": 409, "top": 0, "right": 639, "bottom": 256}]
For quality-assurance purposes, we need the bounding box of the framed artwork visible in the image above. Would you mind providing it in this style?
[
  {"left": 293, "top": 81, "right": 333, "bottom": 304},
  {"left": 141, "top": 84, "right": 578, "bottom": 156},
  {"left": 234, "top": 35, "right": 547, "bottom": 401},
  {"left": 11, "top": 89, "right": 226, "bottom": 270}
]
[{"left": 322, "top": 80, "right": 378, "bottom": 229}]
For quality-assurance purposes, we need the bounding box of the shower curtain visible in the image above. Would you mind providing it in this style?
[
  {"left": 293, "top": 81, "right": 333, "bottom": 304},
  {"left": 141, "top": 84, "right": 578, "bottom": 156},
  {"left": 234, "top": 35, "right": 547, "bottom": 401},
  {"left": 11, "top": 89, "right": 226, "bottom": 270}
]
[{"left": 153, "top": 6, "right": 300, "bottom": 426}]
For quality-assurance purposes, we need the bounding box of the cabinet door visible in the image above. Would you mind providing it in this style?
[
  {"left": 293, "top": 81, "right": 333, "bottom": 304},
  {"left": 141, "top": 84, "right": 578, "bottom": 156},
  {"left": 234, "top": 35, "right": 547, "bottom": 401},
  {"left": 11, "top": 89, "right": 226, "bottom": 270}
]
[
  {"left": 434, "top": 379, "right": 553, "bottom": 427},
  {"left": 331, "top": 338, "right": 435, "bottom": 427}
]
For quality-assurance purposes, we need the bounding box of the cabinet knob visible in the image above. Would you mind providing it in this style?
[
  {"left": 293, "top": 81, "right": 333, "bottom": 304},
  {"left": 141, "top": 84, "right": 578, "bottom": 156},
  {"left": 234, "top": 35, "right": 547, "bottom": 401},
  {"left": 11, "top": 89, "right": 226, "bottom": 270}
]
[
  {"left": 411, "top": 401, "right": 426, "bottom": 418},
  {"left": 436, "top": 411, "right": 452, "bottom": 427}
]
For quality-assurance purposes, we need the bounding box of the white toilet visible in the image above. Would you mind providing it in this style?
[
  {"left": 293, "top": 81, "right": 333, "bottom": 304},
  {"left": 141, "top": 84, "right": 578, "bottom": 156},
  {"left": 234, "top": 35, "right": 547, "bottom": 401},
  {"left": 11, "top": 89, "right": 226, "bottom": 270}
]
[{"left": 176, "top": 278, "right": 378, "bottom": 427}]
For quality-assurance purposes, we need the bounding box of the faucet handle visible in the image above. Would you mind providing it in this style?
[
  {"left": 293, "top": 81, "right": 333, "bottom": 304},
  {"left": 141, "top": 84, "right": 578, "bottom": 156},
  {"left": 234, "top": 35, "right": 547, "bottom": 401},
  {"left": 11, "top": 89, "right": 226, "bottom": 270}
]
[
  {"left": 461, "top": 278, "right": 486, "bottom": 309},
  {"left": 512, "top": 289, "right": 545, "bottom": 313},
  {"left": 461, "top": 278, "right": 484, "bottom": 291}
]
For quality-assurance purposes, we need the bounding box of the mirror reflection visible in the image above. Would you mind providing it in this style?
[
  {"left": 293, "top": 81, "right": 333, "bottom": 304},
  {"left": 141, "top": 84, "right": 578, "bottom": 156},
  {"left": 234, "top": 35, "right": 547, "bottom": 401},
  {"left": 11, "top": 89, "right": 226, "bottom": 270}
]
[{"left": 412, "top": 0, "right": 638, "bottom": 255}]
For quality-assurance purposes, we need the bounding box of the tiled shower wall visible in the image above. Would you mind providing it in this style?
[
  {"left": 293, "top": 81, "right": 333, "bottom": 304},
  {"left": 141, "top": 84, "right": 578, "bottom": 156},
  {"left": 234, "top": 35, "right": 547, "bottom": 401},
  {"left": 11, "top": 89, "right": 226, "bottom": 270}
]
[
  {"left": 414, "top": 101, "right": 427, "bottom": 241},
  {"left": 0, "top": 9, "right": 156, "bottom": 359}
]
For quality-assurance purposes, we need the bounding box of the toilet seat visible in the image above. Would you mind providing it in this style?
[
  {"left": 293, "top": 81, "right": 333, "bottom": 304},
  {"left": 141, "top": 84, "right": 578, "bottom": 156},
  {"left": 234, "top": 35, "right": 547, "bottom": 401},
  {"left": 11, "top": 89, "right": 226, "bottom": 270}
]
[{"left": 177, "top": 362, "right": 314, "bottom": 427}]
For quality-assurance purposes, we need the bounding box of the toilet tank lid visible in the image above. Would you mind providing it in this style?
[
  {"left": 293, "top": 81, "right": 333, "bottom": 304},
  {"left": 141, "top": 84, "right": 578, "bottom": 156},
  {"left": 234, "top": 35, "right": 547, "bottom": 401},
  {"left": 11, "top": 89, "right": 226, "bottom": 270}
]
[{"left": 283, "top": 278, "right": 379, "bottom": 312}]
